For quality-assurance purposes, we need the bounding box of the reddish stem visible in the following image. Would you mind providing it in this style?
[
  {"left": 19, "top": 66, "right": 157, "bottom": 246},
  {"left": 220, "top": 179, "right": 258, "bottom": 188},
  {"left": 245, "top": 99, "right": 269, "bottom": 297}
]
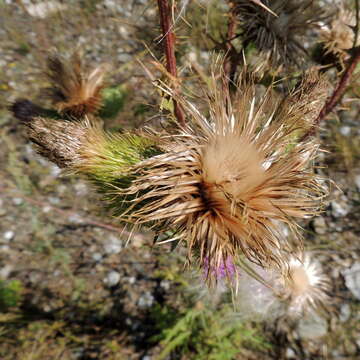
[
  {"left": 303, "top": 46, "right": 360, "bottom": 140},
  {"left": 224, "top": 3, "right": 238, "bottom": 80},
  {"left": 157, "top": 0, "right": 185, "bottom": 127}
]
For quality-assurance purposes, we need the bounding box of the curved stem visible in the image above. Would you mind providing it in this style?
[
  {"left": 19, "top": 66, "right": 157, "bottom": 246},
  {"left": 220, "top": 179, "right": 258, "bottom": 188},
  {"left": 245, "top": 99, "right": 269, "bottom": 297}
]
[
  {"left": 302, "top": 46, "right": 360, "bottom": 140},
  {"left": 157, "top": 0, "right": 185, "bottom": 127}
]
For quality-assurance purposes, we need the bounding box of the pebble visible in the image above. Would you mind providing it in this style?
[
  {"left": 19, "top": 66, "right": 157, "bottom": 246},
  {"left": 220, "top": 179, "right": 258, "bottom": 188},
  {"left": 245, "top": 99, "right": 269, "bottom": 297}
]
[
  {"left": 297, "top": 312, "right": 328, "bottom": 339},
  {"left": 104, "top": 235, "right": 122, "bottom": 255},
  {"left": 160, "top": 279, "right": 170, "bottom": 291},
  {"left": 138, "top": 292, "right": 154, "bottom": 308},
  {"left": 339, "top": 303, "right": 351, "bottom": 322},
  {"left": 342, "top": 262, "right": 360, "bottom": 300},
  {"left": 49, "top": 196, "right": 61, "bottom": 205},
  {"left": 0, "top": 265, "right": 13, "bottom": 279},
  {"left": 0, "top": 199, "right": 5, "bottom": 216},
  {"left": 42, "top": 205, "right": 52, "bottom": 213},
  {"left": 331, "top": 198, "right": 349, "bottom": 218},
  {"left": 92, "top": 253, "right": 103, "bottom": 262},
  {"left": 50, "top": 164, "right": 62, "bottom": 177},
  {"left": 68, "top": 214, "right": 84, "bottom": 224},
  {"left": 12, "top": 198, "right": 23, "bottom": 206},
  {"left": 74, "top": 182, "right": 88, "bottom": 196},
  {"left": 354, "top": 175, "right": 360, "bottom": 191},
  {"left": 339, "top": 126, "right": 351, "bottom": 136},
  {"left": 104, "top": 271, "right": 121, "bottom": 287},
  {"left": 25, "top": 1, "right": 67, "bottom": 19},
  {"left": 286, "top": 348, "right": 296, "bottom": 359},
  {"left": 3, "top": 230, "right": 14, "bottom": 242},
  {"left": 313, "top": 217, "right": 327, "bottom": 235}
]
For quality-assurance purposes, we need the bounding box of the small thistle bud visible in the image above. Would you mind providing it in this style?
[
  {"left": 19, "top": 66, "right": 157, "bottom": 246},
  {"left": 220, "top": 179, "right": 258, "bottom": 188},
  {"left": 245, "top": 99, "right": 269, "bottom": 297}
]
[
  {"left": 45, "top": 51, "right": 108, "bottom": 118},
  {"left": 280, "top": 254, "right": 330, "bottom": 315},
  {"left": 234, "top": 0, "right": 326, "bottom": 66}
]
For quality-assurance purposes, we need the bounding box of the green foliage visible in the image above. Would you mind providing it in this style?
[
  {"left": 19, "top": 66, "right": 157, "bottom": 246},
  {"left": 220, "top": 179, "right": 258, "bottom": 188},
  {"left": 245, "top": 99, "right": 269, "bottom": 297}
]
[
  {"left": 99, "top": 85, "right": 127, "bottom": 119},
  {"left": 151, "top": 303, "right": 270, "bottom": 360},
  {"left": 0, "top": 280, "right": 23, "bottom": 311}
]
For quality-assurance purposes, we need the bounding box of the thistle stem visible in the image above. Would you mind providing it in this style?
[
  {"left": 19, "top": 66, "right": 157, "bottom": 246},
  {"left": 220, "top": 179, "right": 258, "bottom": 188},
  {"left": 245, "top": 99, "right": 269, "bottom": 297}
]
[
  {"left": 224, "top": 3, "right": 238, "bottom": 81},
  {"left": 302, "top": 46, "right": 360, "bottom": 140},
  {"left": 157, "top": 0, "right": 185, "bottom": 127}
]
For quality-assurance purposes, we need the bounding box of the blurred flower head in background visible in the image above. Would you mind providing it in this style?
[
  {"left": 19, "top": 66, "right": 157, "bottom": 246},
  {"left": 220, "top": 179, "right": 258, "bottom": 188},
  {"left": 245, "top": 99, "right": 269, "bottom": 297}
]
[{"left": 234, "top": 0, "right": 326, "bottom": 66}]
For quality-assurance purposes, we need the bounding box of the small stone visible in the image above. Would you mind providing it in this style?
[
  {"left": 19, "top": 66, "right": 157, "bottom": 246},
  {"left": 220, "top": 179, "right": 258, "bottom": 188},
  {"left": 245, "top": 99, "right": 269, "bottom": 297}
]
[
  {"left": 132, "top": 234, "right": 146, "bottom": 248},
  {"left": 138, "top": 292, "right": 154, "bottom": 308},
  {"left": 49, "top": 197, "right": 61, "bottom": 205},
  {"left": 3, "top": 230, "right": 14, "bottom": 242},
  {"left": 50, "top": 164, "right": 61, "bottom": 177},
  {"left": 142, "top": 356, "right": 152, "bottom": 360},
  {"left": 42, "top": 205, "right": 52, "bottom": 213},
  {"left": 26, "top": 1, "right": 67, "bottom": 19},
  {"left": 104, "top": 235, "right": 122, "bottom": 255},
  {"left": 128, "top": 276, "right": 136, "bottom": 284},
  {"left": 0, "top": 199, "right": 5, "bottom": 216},
  {"left": 0, "top": 265, "right": 13, "bottom": 279},
  {"left": 286, "top": 348, "right": 296, "bottom": 359},
  {"left": 68, "top": 214, "right": 83, "bottom": 224},
  {"left": 354, "top": 175, "right": 360, "bottom": 191},
  {"left": 313, "top": 217, "right": 326, "bottom": 235},
  {"left": 339, "top": 126, "right": 351, "bottom": 136},
  {"left": 104, "top": 271, "right": 121, "bottom": 287},
  {"left": 339, "top": 303, "right": 351, "bottom": 322},
  {"left": 342, "top": 262, "right": 360, "bottom": 300},
  {"left": 13, "top": 197, "right": 23, "bottom": 205},
  {"left": 92, "top": 253, "right": 102, "bottom": 262},
  {"left": 160, "top": 279, "right": 170, "bottom": 291},
  {"left": 331, "top": 199, "right": 349, "bottom": 218},
  {"left": 74, "top": 182, "right": 88, "bottom": 196},
  {"left": 297, "top": 312, "right": 328, "bottom": 339}
]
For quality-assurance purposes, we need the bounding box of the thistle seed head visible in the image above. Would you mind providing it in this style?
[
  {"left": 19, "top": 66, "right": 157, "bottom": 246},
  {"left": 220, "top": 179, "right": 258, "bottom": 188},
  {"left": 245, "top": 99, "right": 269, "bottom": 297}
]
[
  {"left": 45, "top": 51, "right": 108, "bottom": 118},
  {"left": 234, "top": 0, "right": 326, "bottom": 66},
  {"left": 120, "top": 64, "right": 327, "bottom": 278},
  {"left": 281, "top": 253, "right": 330, "bottom": 315}
]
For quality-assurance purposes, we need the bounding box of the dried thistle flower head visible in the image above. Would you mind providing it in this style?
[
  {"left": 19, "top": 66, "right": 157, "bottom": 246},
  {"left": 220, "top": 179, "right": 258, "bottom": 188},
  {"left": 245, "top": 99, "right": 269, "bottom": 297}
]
[
  {"left": 120, "top": 63, "right": 327, "bottom": 278},
  {"left": 320, "top": 7, "right": 356, "bottom": 59},
  {"left": 281, "top": 254, "right": 329, "bottom": 315},
  {"left": 45, "top": 51, "right": 108, "bottom": 117},
  {"left": 235, "top": 0, "right": 325, "bottom": 66}
]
